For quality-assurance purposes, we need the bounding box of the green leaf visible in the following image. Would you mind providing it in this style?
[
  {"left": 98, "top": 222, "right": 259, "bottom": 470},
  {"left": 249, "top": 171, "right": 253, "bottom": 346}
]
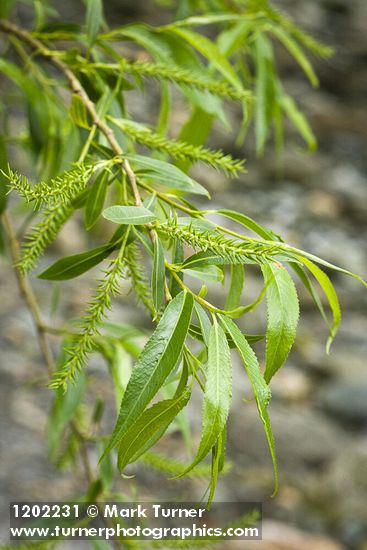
[
  {"left": 176, "top": 217, "right": 214, "bottom": 231},
  {"left": 269, "top": 25, "right": 318, "bottom": 87},
  {"left": 38, "top": 245, "right": 113, "bottom": 280},
  {"left": 170, "top": 238, "right": 184, "bottom": 298},
  {"left": 169, "top": 27, "right": 243, "bottom": 91},
  {"left": 262, "top": 263, "right": 299, "bottom": 383},
  {"left": 139, "top": 450, "right": 221, "bottom": 479},
  {"left": 280, "top": 93, "right": 316, "bottom": 151},
  {"left": 100, "top": 290, "right": 194, "bottom": 460},
  {"left": 181, "top": 250, "right": 256, "bottom": 269},
  {"left": 208, "top": 428, "right": 225, "bottom": 507},
  {"left": 225, "top": 265, "right": 244, "bottom": 310},
  {"left": 48, "top": 343, "right": 86, "bottom": 459},
  {"left": 218, "top": 20, "right": 252, "bottom": 56},
  {"left": 70, "top": 93, "right": 90, "bottom": 129},
  {"left": 0, "top": 0, "right": 16, "bottom": 18},
  {"left": 135, "top": 360, "right": 191, "bottom": 457},
  {"left": 254, "top": 34, "right": 277, "bottom": 155},
  {"left": 176, "top": 107, "right": 214, "bottom": 173},
  {"left": 0, "top": 60, "right": 52, "bottom": 157},
  {"left": 38, "top": 227, "right": 130, "bottom": 280},
  {"left": 291, "top": 263, "right": 328, "bottom": 327},
  {"left": 107, "top": 343, "right": 133, "bottom": 411},
  {"left": 152, "top": 233, "right": 166, "bottom": 314},
  {"left": 103, "top": 205, "right": 157, "bottom": 225},
  {"left": 85, "top": 0, "right": 103, "bottom": 46},
  {"left": 169, "top": 14, "right": 244, "bottom": 27},
  {"left": 117, "top": 389, "right": 191, "bottom": 471},
  {"left": 125, "top": 154, "right": 209, "bottom": 197},
  {"left": 219, "top": 315, "right": 278, "bottom": 496},
  {"left": 215, "top": 209, "right": 281, "bottom": 241},
  {"left": 194, "top": 303, "right": 211, "bottom": 348},
  {"left": 177, "top": 317, "right": 232, "bottom": 477},
  {"left": 85, "top": 171, "right": 109, "bottom": 230},
  {"left": 108, "top": 24, "right": 171, "bottom": 62},
  {"left": 182, "top": 265, "right": 224, "bottom": 284},
  {"left": 302, "top": 258, "right": 341, "bottom": 353},
  {"left": 157, "top": 80, "right": 171, "bottom": 134}
]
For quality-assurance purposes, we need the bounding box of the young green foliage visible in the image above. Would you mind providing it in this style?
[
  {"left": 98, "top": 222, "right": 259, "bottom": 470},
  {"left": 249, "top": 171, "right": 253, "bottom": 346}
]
[
  {"left": 0, "top": 0, "right": 364, "bottom": 514},
  {"left": 174, "top": 317, "right": 232, "bottom": 481}
]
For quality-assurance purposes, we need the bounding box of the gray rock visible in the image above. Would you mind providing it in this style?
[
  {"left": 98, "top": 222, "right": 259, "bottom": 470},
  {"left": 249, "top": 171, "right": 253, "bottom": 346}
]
[
  {"left": 317, "top": 380, "right": 367, "bottom": 425},
  {"left": 307, "top": 443, "right": 367, "bottom": 547},
  {"left": 228, "top": 403, "right": 346, "bottom": 478}
]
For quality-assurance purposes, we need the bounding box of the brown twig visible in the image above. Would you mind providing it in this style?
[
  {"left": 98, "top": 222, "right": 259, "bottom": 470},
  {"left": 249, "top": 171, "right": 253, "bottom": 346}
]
[
  {"left": 2, "top": 211, "right": 54, "bottom": 375},
  {"left": 0, "top": 19, "right": 174, "bottom": 306},
  {"left": 0, "top": 18, "right": 142, "bottom": 206},
  {"left": 2, "top": 211, "right": 124, "bottom": 548}
]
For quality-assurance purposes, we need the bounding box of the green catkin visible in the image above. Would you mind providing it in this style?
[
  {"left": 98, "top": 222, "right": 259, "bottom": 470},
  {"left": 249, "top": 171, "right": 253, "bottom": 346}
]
[
  {"left": 19, "top": 202, "right": 75, "bottom": 274},
  {"left": 109, "top": 118, "right": 245, "bottom": 177},
  {"left": 87, "top": 59, "right": 253, "bottom": 102},
  {"left": 4, "top": 164, "right": 94, "bottom": 207},
  {"left": 125, "top": 242, "right": 155, "bottom": 315},
  {"left": 50, "top": 239, "right": 130, "bottom": 389},
  {"left": 158, "top": 220, "right": 287, "bottom": 265}
]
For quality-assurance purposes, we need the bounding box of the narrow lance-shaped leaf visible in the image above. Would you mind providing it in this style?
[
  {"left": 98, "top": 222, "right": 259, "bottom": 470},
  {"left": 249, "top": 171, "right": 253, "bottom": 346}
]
[
  {"left": 207, "top": 431, "right": 223, "bottom": 508},
  {"left": 125, "top": 153, "right": 209, "bottom": 197},
  {"left": 103, "top": 205, "right": 157, "bottom": 225},
  {"left": 176, "top": 317, "right": 232, "bottom": 477},
  {"left": 48, "top": 341, "right": 87, "bottom": 459},
  {"left": 86, "top": 0, "right": 103, "bottom": 46},
  {"left": 269, "top": 25, "right": 319, "bottom": 87},
  {"left": 38, "top": 227, "right": 133, "bottom": 281},
  {"left": 170, "top": 238, "right": 184, "bottom": 298},
  {"left": 214, "top": 209, "right": 282, "bottom": 241},
  {"left": 290, "top": 263, "right": 328, "bottom": 328},
  {"left": 118, "top": 389, "right": 191, "bottom": 472},
  {"left": 152, "top": 233, "right": 165, "bottom": 314},
  {"left": 219, "top": 315, "right": 278, "bottom": 495},
  {"left": 262, "top": 263, "right": 300, "bottom": 383},
  {"left": 169, "top": 27, "right": 243, "bottom": 92},
  {"left": 280, "top": 93, "right": 316, "bottom": 151},
  {"left": 183, "top": 265, "right": 224, "bottom": 284},
  {"left": 254, "top": 34, "right": 277, "bottom": 155},
  {"left": 85, "top": 170, "right": 109, "bottom": 230},
  {"left": 70, "top": 93, "right": 90, "bottom": 129},
  {"left": 225, "top": 264, "right": 244, "bottom": 311},
  {"left": 129, "top": 358, "right": 191, "bottom": 461},
  {"left": 100, "top": 290, "right": 194, "bottom": 460},
  {"left": 302, "top": 257, "right": 341, "bottom": 352},
  {"left": 194, "top": 303, "right": 211, "bottom": 348}
]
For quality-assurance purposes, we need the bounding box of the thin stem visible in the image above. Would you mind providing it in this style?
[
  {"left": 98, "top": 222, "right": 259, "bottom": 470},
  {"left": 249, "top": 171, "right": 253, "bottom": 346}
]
[
  {"left": 79, "top": 124, "right": 97, "bottom": 163},
  {"left": 3, "top": 212, "right": 121, "bottom": 548},
  {"left": 138, "top": 180, "right": 201, "bottom": 216},
  {"left": 168, "top": 266, "right": 221, "bottom": 314},
  {"left": 0, "top": 19, "right": 142, "bottom": 207},
  {"left": 139, "top": 181, "right": 265, "bottom": 245},
  {"left": 184, "top": 347, "right": 206, "bottom": 392},
  {"left": 2, "top": 212, "right": 54, "bottom": 376}
]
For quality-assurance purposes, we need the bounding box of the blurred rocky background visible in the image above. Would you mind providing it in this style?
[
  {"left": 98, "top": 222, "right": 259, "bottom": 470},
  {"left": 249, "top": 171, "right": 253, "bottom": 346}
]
[{"left": 0, "top": 1, "right": 366, "bottom": 549}]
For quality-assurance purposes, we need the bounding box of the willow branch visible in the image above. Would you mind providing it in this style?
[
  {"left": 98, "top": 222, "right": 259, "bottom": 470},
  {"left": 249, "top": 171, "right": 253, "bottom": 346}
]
[
  {"left": 0, "top": 18, "right": 142, "bottom": 206},
  {"left": 2, "top": 212, "right": 54, "bottom": 375},
  {"left": 2, "top": 213, "right": 120, "bottom": 541}
]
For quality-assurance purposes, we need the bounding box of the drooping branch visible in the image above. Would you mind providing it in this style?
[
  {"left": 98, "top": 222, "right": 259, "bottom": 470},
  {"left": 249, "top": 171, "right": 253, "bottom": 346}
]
[
  {"left": 0, "top": 18, "right": 142, "bottom": 206},
  {"left": 2, "top": 212, "right": 54, "bottom": 375}
]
